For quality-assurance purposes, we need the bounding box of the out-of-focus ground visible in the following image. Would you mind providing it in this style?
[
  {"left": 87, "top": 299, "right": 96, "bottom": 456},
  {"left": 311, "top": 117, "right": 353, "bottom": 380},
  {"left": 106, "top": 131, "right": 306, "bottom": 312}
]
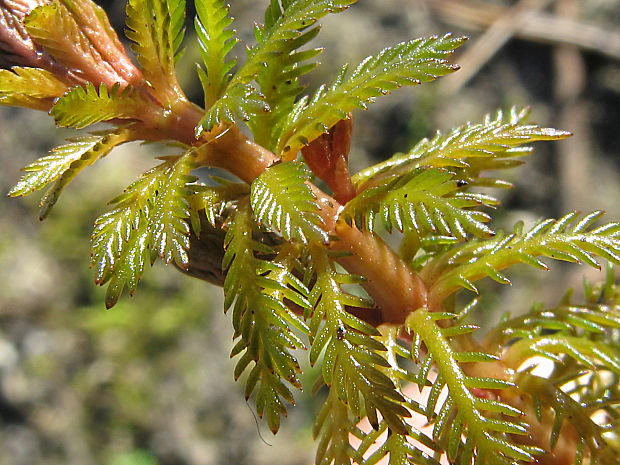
[{"left": 0, "top": 1, "right": 619, "bottom": 464}]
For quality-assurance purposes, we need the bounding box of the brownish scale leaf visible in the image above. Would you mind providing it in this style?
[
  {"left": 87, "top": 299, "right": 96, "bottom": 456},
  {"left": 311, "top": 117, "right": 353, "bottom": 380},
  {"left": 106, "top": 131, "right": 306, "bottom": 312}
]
[{"left": 301, "top": 114, "right": 356, "bottom": 204}]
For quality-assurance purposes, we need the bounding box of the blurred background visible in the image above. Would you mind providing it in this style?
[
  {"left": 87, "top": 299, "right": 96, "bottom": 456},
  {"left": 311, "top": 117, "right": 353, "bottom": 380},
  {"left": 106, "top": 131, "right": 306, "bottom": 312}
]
[{"left": 0, "top": 0, "right": 619, "bottom": 464}]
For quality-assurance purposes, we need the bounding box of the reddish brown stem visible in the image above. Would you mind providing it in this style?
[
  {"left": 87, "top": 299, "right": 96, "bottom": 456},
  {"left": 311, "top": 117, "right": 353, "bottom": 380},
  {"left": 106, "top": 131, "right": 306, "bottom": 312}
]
[
  {"left": 0, "top": 0, "right": 428, "bottom": 326},
  {"left": 192, "top": 124, "right": 428, "bottom": 324}
]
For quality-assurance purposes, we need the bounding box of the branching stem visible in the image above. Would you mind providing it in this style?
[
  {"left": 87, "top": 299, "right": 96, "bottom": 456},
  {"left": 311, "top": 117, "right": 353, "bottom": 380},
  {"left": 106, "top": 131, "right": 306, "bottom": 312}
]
[{"left": 189, "top": 123, "right": 428, "bottom": 324}]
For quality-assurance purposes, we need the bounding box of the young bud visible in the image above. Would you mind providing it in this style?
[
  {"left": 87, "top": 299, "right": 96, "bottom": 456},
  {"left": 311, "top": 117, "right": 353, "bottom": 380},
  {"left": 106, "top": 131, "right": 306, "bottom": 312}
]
[
  {"left": 301, "top": 115, "right": 356, "bottom": 204},
  {"left": 0, "top": 0, "right": 59, "bottom": 70},
  {"left": 1, "top": 0, "right": 143, "bottom": 89}
]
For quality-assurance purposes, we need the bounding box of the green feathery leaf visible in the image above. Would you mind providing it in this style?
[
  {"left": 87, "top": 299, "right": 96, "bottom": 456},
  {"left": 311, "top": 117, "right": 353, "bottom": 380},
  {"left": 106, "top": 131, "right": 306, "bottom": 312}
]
[
  {"left": 50, "top": 83, "right": 151, "bottom": 129},
  {"left": 277, "top": 34, "right": 466, "bottom": 159},
  {"left": 9, "top": 128, "right": 132, "bottom": 219},
  {"left": 341, "top": 167, "right": 495, "bottom": 240},
  {"left": 247, "top": 36, "right": 322, "bottom": 150},
  {"left": 23, "top": 0, "right": 96, "bottom": 74},
  {"left": 250, "top": 161, "right": 327, "bottom": 244},
  {"left": 0, "top": 67, "right": 68, "bottom": 110},
  {"left": 424, "top": 211, "right": 620, "bottom": 302},
  {"left": 125, "top": 0, "right": 186, "bottom": 102},
  {"left": 516, "top": 373, "right": 618, "bottom": 465},
  {"left": 310, "top": 255, "right": 428, "bottom": 465},
  {"left": 234, "top": 0, "right": 357, "bottom": 87},
  {"left": 406, "top": 309, "right": 540, "bottom": 465},
  {"left": 91, "top": 153, "right": 196, "bottom": 308},
  {"left": 188, "top": 179, "right": 249, "bottom": 232},
  {"left": 91, "top": 163, "right": 165, "bottom": 308},
  {"left": 196, "top": 82, "right": 269, "bottom": 133},
  {"left": 194, "top": 0, "right": 238, "bottom": 107},
  {"left": 195, "top": 0, "right": 357, "bottom": 137},
  {"left": 354, "top": 106, "right": 571, "bottom": 190},
  {"left": 245, "top": 0, "right": 328, "bottom": 149},
  {"left": 223, "top": 204, "right": 310, "bottom": 433},
  {"left": 308, "top": 246, "right": 410, "bottom": 436},
  {"left": 149, "top": 154, "right": 197, "bottom": 267}
]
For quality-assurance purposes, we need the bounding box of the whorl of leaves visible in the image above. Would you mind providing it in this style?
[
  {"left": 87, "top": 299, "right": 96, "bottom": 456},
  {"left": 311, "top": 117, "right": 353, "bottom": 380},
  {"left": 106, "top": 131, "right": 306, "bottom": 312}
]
[{"left": 2, "top": 0, "right": 617, "bottom": 463}]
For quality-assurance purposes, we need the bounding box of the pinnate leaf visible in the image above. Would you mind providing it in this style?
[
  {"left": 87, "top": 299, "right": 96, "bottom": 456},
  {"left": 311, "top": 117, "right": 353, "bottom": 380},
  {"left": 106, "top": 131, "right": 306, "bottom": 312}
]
[
  {"left": 425, "top": 211, "right": 620, "bottom": 301},
  {"left": 91, "top": 163, "right": 165, "bottom": 307},
  {"left": 308, "top": 247, "right": 409, "bottom": 435},
  {"left": 223, "top": 205, "right": 310, "bottom": 433},
  {"left": 341, "top": 167, "right": 495, "bottom": 240},
  {"left": 314, "top": 386, "right": 357, "bottom": 465},
  {"left": 277, "top": 34, "right": 466, "bottom": 159},
  {"left": 244, "top": 0, "right": 334, "bottom": 148},
  {"left": 149, "top": 154, "right": 197, "bottom": 267},
  {"left": 0, "top": 67, "right": 67, "bottom": 110},
  {"left": 235, "top": 0, "right": 358, "bottom": 86},
  {"left": 51, "top": 83, "right": 151, "bottom": 129},
  {"left": 354, "top": 106, "right": 571, "bottom": 189},
  {"left": 91, "top": 153, "right": 196, "bottom": 308},
  {"left": 9, "top": 129, "right": 132, "bottom": 219},
  {"left": 516, "top": 373, "right": 617, "bottom": 464},
  {"left": 250, "top": 161, "right": 327, "bottom": 244},
  {"left": 406, "top": 309, "right": 537, "bottom": 465},
  {"left": 194, "top": 0, "right": 237, "bottom": 107},
  {"left": 22, "top": 0, "right": 90, "bottom": 69},
  {"left": 125, "top": 0, "right": 186, "bottom": 101}
]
